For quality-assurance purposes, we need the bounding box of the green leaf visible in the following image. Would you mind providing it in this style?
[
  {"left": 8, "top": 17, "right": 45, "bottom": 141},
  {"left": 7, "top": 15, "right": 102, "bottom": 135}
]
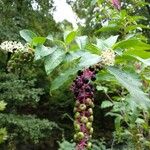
[
  {"left": 64, "top": 31, "right": 76, "bottom": 45},
  {"left": 96, "top": 36, "right": 118, "bottom": 50},
  {"left": 35, "top": 45, "right": 56, "bottom": 60},
  {"left": 113, "top": 38, "right": 150, "bottom": 51},
  {"left": 126, "top": 24, "right": 150, "bottom": 32},
  {"left": 66, "top": 50, "right": 101, "bottom": 68},
  {"left": 0, "top": 101, "right": 7, "bottom": 111},
  {"left": 20, "top": 30, "right": 37, "bottom": 43},
  {"left": 115, "top": 116, "right": 122, "bottom": 130},
  {"left": 129, "top": 55, "right": 150, "bottom": 67},
  {"left": 96, "top": 39, "right": 108, "bottom": 50},
  {"left": 0, "top": 128, "right": 7, "bottom": 144},
  {"left": 51, "top": 63, "right": 80, "bottom": 91},
  {"left": 46, "top": 34, "right": 53, "bottom": 41},
  {"left": 105, "top": 35, "right": 119, "bottom": 48},
  {"left": 44, "top": 48, "right": 65, "bottom": 74},
  {"left": 75, "top": 36, "right": 88, "bottom": 49},
  {"left": 124, "top": 50, "right": 150, "bottom": 59},
  {"left": 101, "top": 101, "right": 113, "bottom": 109},
  {"left": 78, "top": 51, "right": 101, "bottom": 67},
  {"left": 32, "top": 37, "right": 46, "bottom": 46},
  {"left": 58, "top": 140, "right": 75, "bottom": 150},
  {"left": 108, "top": 67, "right": 150, "bottom": 108},
  {"left": 95, "top": 24, "right": 119, "bottom": 33},
  {"left": 86, "top": 43, "right": 101, "bottom": 55},
  {"left": 96, "top": 86, "right": 108, "bottom": 92}
]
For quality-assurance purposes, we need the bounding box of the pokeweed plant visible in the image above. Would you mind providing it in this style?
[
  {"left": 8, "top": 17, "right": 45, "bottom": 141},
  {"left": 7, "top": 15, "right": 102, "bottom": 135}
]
[{"left": 19, "top": 28, "right": 150, "bottom": 149}]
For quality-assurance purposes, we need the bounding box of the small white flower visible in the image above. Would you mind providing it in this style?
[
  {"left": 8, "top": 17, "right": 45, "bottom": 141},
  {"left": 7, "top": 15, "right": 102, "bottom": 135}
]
[
  {"left": 101, "top": 49, "right": 115, "bottom": 66},
  {"left": 0, "top": 41, "right": 25, "bottom": 53}
]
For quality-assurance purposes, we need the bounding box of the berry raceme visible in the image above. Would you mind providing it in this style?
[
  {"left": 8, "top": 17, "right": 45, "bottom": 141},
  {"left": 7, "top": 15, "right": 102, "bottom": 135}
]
[{"left": 71, "top": 65, "right": 103, "bottom": 150}]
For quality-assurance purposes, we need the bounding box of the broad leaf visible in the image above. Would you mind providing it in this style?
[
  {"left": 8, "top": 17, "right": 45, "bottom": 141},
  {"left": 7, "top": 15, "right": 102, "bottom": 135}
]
[
  {"left": 75, "top": 36, "right": 88, "bottom": 49},
  {"left": 78, "top": 51, "right": 101, "bottom": 67},
  {"left": 44, "top": 48, "right": 65, "bottom": 74},
  {"left": 32, "top": 37, "right": 46, "bottom": 46},
  {"left": 86, "top": 43, "right": 101, "bottom": 55},
  {"left": 101, "top": 101, "right": 113, "bottom": 109},
  {"left": 51, "top": 63, "right": 80, "bottom": 91},
  {"left": 108, "top": 67, "right": 150, "bottom": 108},
  {"left": 105, "top": 35, "right": 119, "bottom": 48},
  {"left": 35, "top": 45, "right": 56, "bottom": 60},
  {"left": 113, "top": 38, "right": 150, "bottom": 51},
  {"left": 96, "top": 24, "right": 119, "bottom": 33},
  {"left": 129, "top": 55, "right": 150, "bottom": 67},
  {"left": 124, "top": 50, "right": 150, "bottom": 59},
  {"left": 20, "top": 30, "right": 37, "bottom": 43},
  {"left": 96, "top": 39, "right": 108, "bottom": 50},
  {"left": 66, "top": 50, "right": 101, "bottom": 68},
  {"left": 64, "top": 31, "right": 76, "bottom": 45}
]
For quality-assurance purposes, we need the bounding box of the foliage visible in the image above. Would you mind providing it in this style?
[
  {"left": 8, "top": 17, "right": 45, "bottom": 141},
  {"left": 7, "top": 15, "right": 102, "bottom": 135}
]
[
  {"left": 0, "top": 0, "right": 150, "bottom": 149},
  {"left": 0, "top": 72, "right": 43, "bottom": 108},
  {"left": 0, "top": 0, "right": 60, "bottom": 42},
  {"left": 0, "top": 113, "right": 59, "bottom": 143},
  {"left": 58, "top": 140, "right": 76, "bottom": 150}
]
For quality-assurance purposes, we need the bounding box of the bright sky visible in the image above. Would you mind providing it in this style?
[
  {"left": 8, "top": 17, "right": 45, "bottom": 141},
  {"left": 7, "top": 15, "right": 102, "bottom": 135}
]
[
  {"left": 53, "top": 0, "right": 78, "bottom": 28},
  {"left": 32, "top": 0, "right": 80, "bottom": 29}
]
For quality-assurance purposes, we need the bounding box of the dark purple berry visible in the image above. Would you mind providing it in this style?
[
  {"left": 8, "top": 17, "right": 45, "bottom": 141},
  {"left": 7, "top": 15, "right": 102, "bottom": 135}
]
[
  {"left": 94, "top": 69, "right": 99, "bottom": 74},
  {"left": 77, "top": 70, "right": 83, "bottom": 76},
  {"left": 85, "top": 87, "right": 91, "bottom": 92},
  {"left": 89, "top": 66, "right": 95, "bottom": 72},
  {"left": 83, "top": 78, "right": 89, "bottom": 84},
  {"left": 91, "top": 76, "right": 96, "bottom": 81},
  {"left": 96, "top": 65, "right": 102, "bottom": 71}
]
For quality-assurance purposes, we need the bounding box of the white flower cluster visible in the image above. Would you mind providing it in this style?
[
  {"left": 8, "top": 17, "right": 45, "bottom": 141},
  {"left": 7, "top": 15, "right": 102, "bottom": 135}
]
[
  {"left": 0, "top": 41, "right": 25, "bottom": 53},
  {"left": 101, "top": 49, "right": 115, "bottom": 66}
]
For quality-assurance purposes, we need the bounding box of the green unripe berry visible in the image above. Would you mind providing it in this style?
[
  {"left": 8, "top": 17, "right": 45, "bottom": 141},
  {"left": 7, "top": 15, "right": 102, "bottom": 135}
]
[
  {"left": 81, "top": 116, "right": 88, "bottom": 123},
  {"left": 88, "top": 108, "right": 93, "bottom": 115},
  {"left": 89, "top": 127, "right": 94, "bottom": 134},
  {"left": 89, "top": 102, "right": 94, "bottom": 108},
  {"left": 77, "top": 132, "right": 84, "bottom": 140},
  {"left": 86, "top": 122, "right": 92, "bottom": 130},
  {"left": 85, "top": 98, "right": 92, "bottom": 105},
  {"left": 79, "top": 104, "right": 86, "bottom": 111},
  {"left": 75, "top": 101, "right": 80, "bottom": 107},
  {"left": 87, "top": 142, "right": 92, "bottom": 149},
  {"left": 74, "top": 112, "right": 80, "bottom": 119},
  {"left": 74, "top": 123, "right": 80, "bottom": 131},
  {"left": 73, "top": 107, "right": 77, "bottom": 113},
  {"left": 74, "top": 134, "right": 77, "bottom": 141},
  {"left": 89, "top": 115, "right": 94, "bottom": 122},
  {"left": 74, "top": 121, "right": 78, "bottom": 127}
]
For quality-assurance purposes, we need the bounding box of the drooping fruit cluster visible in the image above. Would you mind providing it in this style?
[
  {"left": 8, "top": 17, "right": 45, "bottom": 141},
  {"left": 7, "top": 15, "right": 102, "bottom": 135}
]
[{"left": 71, "top": 65, "right": 102, "bottom": 150}]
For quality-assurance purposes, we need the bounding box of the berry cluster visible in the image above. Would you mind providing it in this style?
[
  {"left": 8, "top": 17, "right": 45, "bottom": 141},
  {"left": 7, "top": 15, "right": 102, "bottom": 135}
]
[{"left": 71, "top": 65, "right": 102, "bottom": 150}]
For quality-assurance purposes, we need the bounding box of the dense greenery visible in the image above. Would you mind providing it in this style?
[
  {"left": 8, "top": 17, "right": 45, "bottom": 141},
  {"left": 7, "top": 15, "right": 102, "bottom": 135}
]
[{"left": 0, "top": 0, "right": 150, "bottom": 149}]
